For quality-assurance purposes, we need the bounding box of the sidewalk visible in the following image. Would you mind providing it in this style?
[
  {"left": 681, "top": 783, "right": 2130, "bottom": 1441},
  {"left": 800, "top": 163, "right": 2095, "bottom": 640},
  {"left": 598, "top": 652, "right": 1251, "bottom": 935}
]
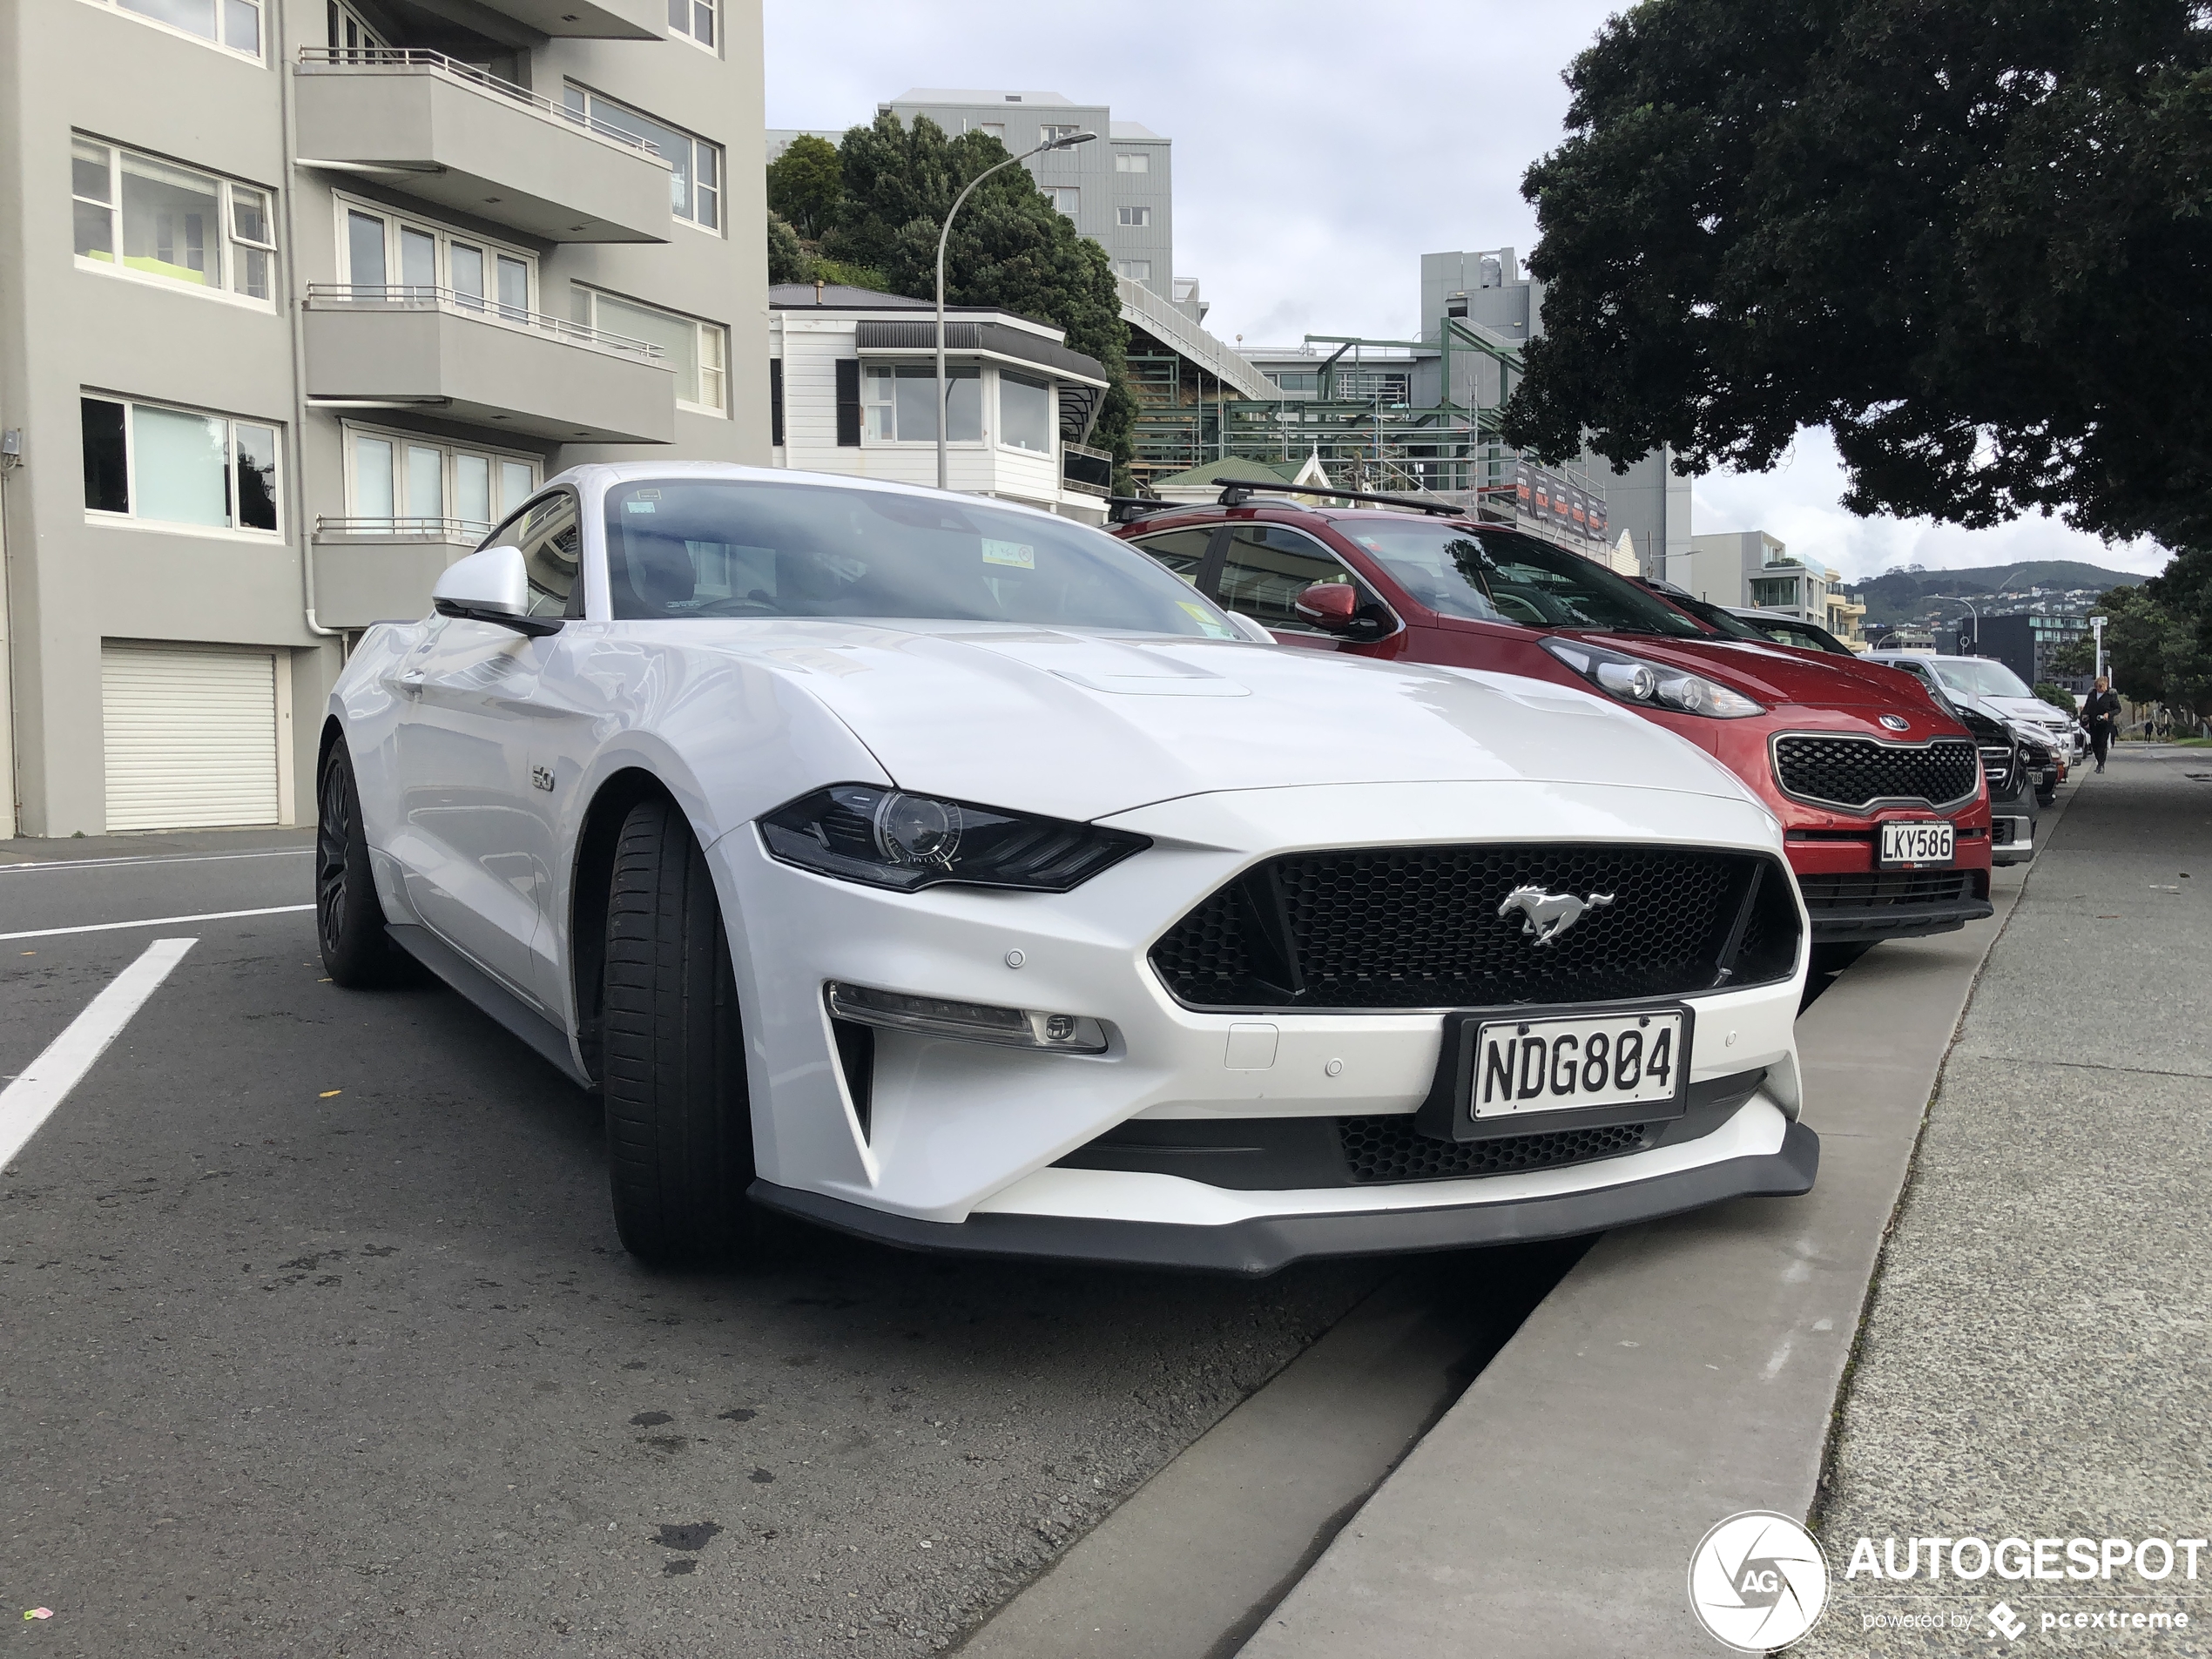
[{"left": 1798, "top": 745, "right": 2212, "bottom": 1652}]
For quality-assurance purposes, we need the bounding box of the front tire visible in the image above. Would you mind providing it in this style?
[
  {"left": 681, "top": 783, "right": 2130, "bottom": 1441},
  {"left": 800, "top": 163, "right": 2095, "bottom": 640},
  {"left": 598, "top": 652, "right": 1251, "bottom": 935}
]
[
  {"left": 315, "top": 739, "right": 412, "bottom": 988},
  {"left": 602, "top": 795, "right": 759, "bottom": 1265}
]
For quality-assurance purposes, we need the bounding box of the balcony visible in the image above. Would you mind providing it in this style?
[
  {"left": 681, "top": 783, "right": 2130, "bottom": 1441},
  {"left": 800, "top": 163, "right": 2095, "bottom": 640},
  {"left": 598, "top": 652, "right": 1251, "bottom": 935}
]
[
  {"left": 1062, "top": 442, "right": 1114, "bottom": 497},
  {"left": 304, "top": 286, "right": 675, "bottom": 444},
  {"left": 468, "top": 0, "right": 663, "bottom": 37},
  {"left": 293, "top": 50, "right": 673, "bottom": 244},
  {"left": 312, "top": 519, "right": 484, "bottom": 630}
]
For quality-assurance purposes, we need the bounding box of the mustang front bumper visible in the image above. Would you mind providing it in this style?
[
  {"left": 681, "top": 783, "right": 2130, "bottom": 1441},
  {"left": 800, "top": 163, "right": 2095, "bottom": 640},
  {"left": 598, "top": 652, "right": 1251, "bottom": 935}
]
[{"left": 711, "top": 779, "right": 1814, "bottom": 1267}]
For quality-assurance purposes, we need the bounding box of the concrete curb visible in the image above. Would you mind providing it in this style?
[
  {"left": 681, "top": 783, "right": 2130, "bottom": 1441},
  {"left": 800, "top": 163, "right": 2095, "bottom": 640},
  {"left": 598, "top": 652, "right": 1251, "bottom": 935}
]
[{"left": 1235, "top": 801, "right": 2074, "bottom": 1657}]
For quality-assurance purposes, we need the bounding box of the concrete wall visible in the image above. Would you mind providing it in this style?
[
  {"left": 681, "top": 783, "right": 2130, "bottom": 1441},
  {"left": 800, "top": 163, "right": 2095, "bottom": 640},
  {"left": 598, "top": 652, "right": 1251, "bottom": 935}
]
[
  {"left": 0, "top": 0, "right": 767, "bottom": 836},
  {"left": 1604, "top": 450, "right": 1693, "bottom": 580}
]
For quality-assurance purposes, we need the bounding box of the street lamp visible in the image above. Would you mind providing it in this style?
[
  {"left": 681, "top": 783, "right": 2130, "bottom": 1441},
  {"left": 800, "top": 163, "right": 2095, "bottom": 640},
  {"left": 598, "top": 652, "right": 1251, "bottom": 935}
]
[
  {"left": 1946, "top": 596, "right": 1979, "bottom": 654},
  {"left": 935, "top": 129, "right": 1096, "bottom": 489},
  {"left": 2092, "top": 613, "right": 2106, "bottom": 682}
]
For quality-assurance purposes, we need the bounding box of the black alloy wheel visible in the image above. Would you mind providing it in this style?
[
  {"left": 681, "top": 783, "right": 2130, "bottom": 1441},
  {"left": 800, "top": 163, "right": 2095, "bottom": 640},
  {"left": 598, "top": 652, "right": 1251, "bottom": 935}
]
[
  {"left": 315, "top": 740, "right": 412, "bottom": 988},
  {"left": 601, "top": 793, "right": 763, "bottom": 1266}
]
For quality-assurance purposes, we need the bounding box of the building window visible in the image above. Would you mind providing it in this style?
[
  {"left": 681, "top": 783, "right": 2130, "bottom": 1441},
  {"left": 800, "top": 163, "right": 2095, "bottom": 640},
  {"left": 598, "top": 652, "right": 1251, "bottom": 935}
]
[
  {"left": 563, "top": 84, "right": 721, "bottom": 232},
  {"left": 327, "top": 0, "right": 385, "bottom": 50},
  {"left": 343, "top": 424, "right": 537, "bottom": 535},
  {"left": 999, "top": 372, "right": 1051, "bottom": 454},
  {"left": 1040, "top": 125, "right": 1079, "bottom": 145},
  {"left": 667, "top": 0, "right": 716, "bottom": 49},
  {"left": 571, "top": 286, "right": 728, "bottom": 415},
  {"left": 338, "top": 197, "right": 533, "bottom": 313},
  {"left": 975, "top": 122, "right": 1006, "bottom": 141},
  {"left": 90, "top": 0, "right": 262, "bottom": 59},
  {"left": 81, "top": 394, "right": 280, "bottom": 534},
  {"left": 73, "top": 137, "right": 276, "bottom": 302},
  {"left": 1116, "top": 205, "right": 1150, "bottom": 227},
  {"left": 1115, "top": 260, "right": 1152, "bottom": 283},
  {"left": 862, "top": 365, "right": 980, "bottom": 442},
  {"left": 1043, "top": 186, "right": 1079, "bottom": 217},
  {"left": 1114, "top": 152, "right": 1149, "bottom": 173}
]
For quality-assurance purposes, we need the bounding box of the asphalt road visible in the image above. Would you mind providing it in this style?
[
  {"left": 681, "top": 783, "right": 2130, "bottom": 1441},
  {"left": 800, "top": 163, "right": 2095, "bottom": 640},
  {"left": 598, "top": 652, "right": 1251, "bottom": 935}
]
[{"left": 0, "top": 833, "right": 1401, "bottom": 1658}]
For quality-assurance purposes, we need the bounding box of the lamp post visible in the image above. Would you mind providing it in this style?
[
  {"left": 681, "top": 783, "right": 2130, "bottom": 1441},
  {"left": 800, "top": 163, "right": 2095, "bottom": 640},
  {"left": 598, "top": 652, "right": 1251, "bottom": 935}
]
[
  {"left": 1947, "top": 596, "right": 1979, "bottom": 654},
  {"left": 936, "top": 129, "right": 1096, "bottom": 490},
  {"left": 2092, "top": 613, "right": 2106, "bottom": 683}
]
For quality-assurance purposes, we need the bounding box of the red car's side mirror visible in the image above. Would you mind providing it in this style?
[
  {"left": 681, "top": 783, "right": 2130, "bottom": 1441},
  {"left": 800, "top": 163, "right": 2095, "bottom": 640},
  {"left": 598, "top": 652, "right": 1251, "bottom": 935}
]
[{"left": 1294, "top": 583, "right": 1359, "bottom": 632}]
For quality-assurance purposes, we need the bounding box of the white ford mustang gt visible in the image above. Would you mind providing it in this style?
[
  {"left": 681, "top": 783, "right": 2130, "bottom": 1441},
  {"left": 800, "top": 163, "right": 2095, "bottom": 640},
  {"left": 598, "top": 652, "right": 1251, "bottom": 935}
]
[{"left": 319, "top": 462, "right": 1817, "bottom": 1273}]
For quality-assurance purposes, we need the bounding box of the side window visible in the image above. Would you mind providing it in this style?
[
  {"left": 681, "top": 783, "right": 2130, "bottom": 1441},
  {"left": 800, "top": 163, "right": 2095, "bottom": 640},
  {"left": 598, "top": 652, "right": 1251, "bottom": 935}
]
[
  {"left": 1215, "top": 523, "right": 1384, "bottom": 634},
  {"left": 1129, "top": 527, "right": 1216, "bottom": 587},
  {"left": 512, "top": 493, "right": 582, "bottom": 618}
]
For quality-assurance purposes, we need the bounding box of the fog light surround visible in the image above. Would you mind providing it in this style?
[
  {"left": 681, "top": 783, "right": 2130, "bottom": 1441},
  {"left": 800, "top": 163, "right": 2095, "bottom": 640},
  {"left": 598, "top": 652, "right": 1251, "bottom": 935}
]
[{"left": 825, "top": 981, "right": 1109, "bottom": 1054}]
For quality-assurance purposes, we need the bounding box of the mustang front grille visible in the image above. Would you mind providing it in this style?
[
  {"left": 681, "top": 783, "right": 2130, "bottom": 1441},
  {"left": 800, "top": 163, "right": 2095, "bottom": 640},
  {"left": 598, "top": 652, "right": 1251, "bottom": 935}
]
[
  {"left": 1149, "top": 843, "right": 1800, "bottom": 1012},
  {"left": 1772, "top": 733, "right": 1979, "bottom": 812}
]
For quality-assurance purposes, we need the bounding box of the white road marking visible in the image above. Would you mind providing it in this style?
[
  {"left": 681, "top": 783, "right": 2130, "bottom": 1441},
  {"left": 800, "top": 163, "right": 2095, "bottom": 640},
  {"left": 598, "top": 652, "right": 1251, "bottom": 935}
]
[
  {"left": 0, "top": 938, "right": 197, "bottom": 1170},
  {"left": 0, "top": 905, "right": 314, "bottom": 943},
  {"left": 0, "top": 848, "right": 312, "bottom": 875}
]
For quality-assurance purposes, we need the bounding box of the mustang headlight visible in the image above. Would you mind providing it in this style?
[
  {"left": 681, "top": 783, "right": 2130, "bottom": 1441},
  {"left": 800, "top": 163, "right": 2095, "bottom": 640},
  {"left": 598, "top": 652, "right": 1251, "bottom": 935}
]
[
  {"left": 1541, "top": 638, "right": 1765, "bottom": 718},
  {"left": 760, "top": 784, "right": 1149, "bottom": 893}
]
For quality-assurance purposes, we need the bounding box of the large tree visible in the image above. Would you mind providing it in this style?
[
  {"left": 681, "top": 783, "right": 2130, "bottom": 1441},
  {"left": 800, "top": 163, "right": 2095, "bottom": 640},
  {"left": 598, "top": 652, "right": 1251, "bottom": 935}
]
[
  {"left": 1502, "top": 1, "right": 2212, "bottom": 550},
  {"left": 766, "top": 134, "right": 842, "bottom": 240},
  {"left": 823, "top": 113, "right": 1136, "bottom": 483}
]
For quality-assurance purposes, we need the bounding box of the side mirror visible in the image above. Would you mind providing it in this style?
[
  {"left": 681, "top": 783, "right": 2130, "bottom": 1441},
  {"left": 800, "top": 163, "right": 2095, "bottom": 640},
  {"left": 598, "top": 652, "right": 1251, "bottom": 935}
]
[
  {"left": 1293, "top": 582, "right": 1359, "bottom": 632},
  {"left": 432, "top": 545, "right": 562, "bottom": 637}
]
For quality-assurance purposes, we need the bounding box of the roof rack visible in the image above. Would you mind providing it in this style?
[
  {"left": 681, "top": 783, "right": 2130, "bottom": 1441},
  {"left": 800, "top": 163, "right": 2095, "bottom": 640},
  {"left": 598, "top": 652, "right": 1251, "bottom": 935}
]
[
  {"left": 1105, "top": 495, "right": 1181, "bottom": 525},
  {"left": 1204, "top": 478, "right": 1468, "bottom": 517}
]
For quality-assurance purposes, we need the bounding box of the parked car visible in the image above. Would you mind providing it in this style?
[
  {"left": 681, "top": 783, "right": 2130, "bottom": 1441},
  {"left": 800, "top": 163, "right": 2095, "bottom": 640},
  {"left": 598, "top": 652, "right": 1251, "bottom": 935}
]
[
  {"left": 1868, "top": 652, "right": 2084, "bottom": 777},
  {"left": 317, "top": 464, "right": 1817, "bottom": 1272},
  {"left": 1116, "top": 483, "right": 1994, "bottom": 945},
  {"left": 1940, "top": 698, "right": 2040, "bottom": 866},
  {"left": 1725, "top": 606, "right": 1858, "bottom": 658}
]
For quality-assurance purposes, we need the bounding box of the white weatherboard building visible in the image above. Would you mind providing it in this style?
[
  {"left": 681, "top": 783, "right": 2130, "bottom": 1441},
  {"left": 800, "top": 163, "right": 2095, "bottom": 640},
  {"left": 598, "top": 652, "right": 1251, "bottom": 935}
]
[{"left": 767, "top": 285, "right": 1113, "bottom": 523}]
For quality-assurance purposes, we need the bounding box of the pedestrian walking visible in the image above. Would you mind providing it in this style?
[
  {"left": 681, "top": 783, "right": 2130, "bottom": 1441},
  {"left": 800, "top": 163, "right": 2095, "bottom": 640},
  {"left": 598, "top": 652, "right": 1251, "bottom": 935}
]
[{"left": 2081, "top": 678, "right": 2121, "bottom": 772}]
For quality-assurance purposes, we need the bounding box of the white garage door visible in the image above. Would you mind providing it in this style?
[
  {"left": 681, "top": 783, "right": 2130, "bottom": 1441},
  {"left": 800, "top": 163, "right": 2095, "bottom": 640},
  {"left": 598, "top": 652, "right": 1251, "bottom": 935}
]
[{"left": 102, "top": 644, "right": 282, "bottom": 831}]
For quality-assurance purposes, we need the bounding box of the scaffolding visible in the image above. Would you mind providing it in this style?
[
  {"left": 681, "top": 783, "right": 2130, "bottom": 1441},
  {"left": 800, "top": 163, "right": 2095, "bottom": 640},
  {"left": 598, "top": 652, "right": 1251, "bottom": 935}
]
[{"left": 1125, "top": 320, "right": 1602, "bottom": 530}]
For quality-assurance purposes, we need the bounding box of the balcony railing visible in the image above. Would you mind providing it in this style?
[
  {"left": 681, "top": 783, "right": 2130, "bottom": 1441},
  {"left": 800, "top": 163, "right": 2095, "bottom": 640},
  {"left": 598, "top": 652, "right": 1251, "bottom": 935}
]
[
  {"left": 315, "top": 516, "right": 491, "bottom": 542},
  {"left": 295, "top": 47, "right": 672, "bottom": 169},
  {"left": 303, "top": 285, "right": 664, "bottom": 362},
  {"left": 1061, "top": 442, "right": 1115, "bottom": 497}
]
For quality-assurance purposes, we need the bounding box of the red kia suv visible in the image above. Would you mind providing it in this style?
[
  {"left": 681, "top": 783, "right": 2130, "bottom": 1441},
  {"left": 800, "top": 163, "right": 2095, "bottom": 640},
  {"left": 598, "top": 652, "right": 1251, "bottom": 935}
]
[{"left": 1115, "top": 484, "right": 1993, "bottom": 944}]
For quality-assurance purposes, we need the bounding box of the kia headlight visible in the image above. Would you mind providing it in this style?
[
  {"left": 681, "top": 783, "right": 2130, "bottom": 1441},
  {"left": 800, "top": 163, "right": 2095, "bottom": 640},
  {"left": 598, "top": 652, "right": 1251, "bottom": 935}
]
[
  {"left": 761, "top": 785, "right": 1149, "bottom": 893},
  {"left": 1541, "top": 639, "right": 1765, "bottom": 718}
]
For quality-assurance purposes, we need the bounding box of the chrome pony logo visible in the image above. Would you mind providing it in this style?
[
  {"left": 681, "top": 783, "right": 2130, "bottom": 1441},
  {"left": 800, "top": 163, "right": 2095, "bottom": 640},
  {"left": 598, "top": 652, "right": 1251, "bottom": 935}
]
[{"left": 1497, "top": 886, "right": 1615, "bottom": 946}]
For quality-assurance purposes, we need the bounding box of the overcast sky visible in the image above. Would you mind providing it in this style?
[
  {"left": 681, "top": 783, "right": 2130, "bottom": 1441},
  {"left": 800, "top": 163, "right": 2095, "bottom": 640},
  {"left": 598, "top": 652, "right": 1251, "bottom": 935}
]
[{"left": 762, "top": 0, "right": 2167, "bottom": 583}]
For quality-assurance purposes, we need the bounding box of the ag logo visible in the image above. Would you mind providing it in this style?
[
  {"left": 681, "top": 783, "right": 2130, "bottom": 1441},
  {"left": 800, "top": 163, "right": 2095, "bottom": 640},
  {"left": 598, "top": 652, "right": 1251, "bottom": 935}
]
[{"left": 1688, "top": 1511, "right": 1828, "bottom": 1651}]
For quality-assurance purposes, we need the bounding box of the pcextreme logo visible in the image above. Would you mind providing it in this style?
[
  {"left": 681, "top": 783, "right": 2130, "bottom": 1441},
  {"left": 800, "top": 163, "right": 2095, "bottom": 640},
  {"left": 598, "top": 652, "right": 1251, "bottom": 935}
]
[{"left": 1689, "top": 1511, "right": 1831, "bottom": 1651}]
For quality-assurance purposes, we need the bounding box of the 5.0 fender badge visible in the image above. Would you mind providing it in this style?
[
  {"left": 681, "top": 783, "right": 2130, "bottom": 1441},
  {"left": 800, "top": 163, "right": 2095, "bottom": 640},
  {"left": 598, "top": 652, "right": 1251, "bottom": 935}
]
[{"left": 531, "top": 765, "right": 556, "bottom": 792}]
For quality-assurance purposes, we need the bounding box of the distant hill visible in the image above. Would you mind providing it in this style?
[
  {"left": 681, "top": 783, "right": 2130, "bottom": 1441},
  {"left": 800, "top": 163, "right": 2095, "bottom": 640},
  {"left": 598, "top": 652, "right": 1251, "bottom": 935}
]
[{"left": 1853, "top": 559, "right": 2148, "bottom": 627}]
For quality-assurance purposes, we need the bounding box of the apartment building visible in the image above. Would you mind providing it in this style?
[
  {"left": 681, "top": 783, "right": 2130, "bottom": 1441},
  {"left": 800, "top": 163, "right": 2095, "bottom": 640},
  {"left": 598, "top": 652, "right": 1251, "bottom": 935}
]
[{"left": 0, "top": 0, "right": 768, "bottom": 838}]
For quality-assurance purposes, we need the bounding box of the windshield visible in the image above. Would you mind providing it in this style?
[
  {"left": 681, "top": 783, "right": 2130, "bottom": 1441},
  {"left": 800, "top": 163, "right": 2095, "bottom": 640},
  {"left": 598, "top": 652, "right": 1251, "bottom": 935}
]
[
  {"left": 600, "top": 479, "right": 1238, "bottom": 637},
  {"left": 1932, "top": 658, "right": 2034, "bottom": 698},
  {"left": 1338, "top": 521, "right": 1710, "bottom": 637},
  {"left": 1646, "top": 588, "right": 1771, "bottom": 641}
]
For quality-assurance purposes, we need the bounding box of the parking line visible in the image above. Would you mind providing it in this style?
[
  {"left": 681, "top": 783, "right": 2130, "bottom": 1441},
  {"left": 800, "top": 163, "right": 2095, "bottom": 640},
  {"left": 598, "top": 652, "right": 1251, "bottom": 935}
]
[
  {"left": 0, "top": 849, "right": 313, "bottom": 875},
  {"left": 0, "top": 905, "right": 314, "bottom": 943},
  {"left": 0, "top": 937, "right": 197, "bottom": 1170}
]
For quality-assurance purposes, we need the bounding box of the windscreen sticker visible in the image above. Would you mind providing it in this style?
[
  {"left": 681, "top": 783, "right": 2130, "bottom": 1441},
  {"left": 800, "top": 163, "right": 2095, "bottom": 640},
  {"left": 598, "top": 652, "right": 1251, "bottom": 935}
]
[
  {"left": 1177, "top": 601, "right": 1235, "bottom": 638},
  {"left": 981, "top": 539, "right": 1035, "bottom": 569},
  {"left": 625, "top": 500, "right": 657, "bottom": 514}
]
